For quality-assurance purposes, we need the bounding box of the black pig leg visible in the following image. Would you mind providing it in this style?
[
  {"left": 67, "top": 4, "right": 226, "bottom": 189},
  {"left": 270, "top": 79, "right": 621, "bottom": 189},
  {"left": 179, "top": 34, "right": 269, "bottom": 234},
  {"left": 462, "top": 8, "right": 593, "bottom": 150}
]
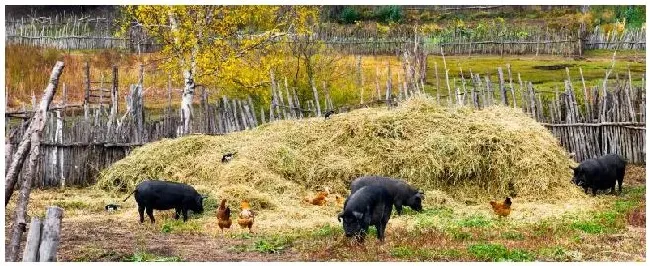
[
  {"left": 146, "top": 207, "right": 155, "bottom": 223},
  {"left": 138, "top": 205, "right": 145, "bottom": 223},
  {"left": 376, "top": 223, "right": 385, "bottom": 242}
]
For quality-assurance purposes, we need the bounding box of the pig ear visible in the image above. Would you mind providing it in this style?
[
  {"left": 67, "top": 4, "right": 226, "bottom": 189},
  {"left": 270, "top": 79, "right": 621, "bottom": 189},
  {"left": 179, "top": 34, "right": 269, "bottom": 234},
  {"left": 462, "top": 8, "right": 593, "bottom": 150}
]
[{"left": 352, "top": 211, "right": 364, "bottom": 220}]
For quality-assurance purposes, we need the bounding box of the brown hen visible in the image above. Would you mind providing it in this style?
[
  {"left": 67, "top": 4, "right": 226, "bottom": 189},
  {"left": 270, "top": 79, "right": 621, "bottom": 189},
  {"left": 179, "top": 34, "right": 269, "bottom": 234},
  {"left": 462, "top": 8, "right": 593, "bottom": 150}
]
[
  {"left": 237, "top": 200, "right": 255, "bottom": 233},
  {"left": 304, "top": 191, "right": 328, "bottom": 206},
  {"left": 489, "top": 197, "right": 512, "bottom": 218},
  {"left": 217, "top": 199, "right": 232, "bottom": 233}
]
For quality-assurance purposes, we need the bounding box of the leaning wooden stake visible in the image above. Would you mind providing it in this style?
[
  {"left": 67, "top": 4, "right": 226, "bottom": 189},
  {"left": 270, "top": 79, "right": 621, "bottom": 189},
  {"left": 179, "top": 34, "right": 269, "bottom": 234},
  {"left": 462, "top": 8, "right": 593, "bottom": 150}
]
[
  {"left": 8, "top": 102, "right": 52, "bottom": 261},
  {"left": 5, "top": 61, "right": 65, "bottom": 207}
]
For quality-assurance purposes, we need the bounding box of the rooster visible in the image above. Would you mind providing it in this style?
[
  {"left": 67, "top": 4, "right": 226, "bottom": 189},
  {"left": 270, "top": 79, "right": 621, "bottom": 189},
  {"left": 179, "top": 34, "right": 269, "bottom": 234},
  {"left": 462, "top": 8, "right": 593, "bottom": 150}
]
[
  {"left": 237, "top": 200, "right": 255, "bottom": 233},
  {"left": 489, "top": 197, "right": 512, "bottom": 218},
  {"left": 217, "top": 199, "right": 232, "bottom": 233}
]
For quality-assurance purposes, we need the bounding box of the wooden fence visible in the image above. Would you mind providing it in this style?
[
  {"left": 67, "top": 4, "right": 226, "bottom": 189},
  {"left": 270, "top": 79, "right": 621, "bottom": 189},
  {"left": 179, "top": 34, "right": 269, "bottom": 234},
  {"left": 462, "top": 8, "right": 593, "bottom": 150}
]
[
  {"left": 5, "top": 17, "right": 646, "bottom": 55},
  {"left": 5, "top": 53, "right": 645, "bottom": 189}
]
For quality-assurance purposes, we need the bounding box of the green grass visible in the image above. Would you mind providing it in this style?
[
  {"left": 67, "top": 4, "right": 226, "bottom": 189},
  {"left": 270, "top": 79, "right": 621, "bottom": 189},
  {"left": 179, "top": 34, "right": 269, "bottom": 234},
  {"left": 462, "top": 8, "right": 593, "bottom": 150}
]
[
  {"left": 457, "top": 215, "right": 492, "bottom": 228},
  {"left": 501, "top": 230, "right": 525, "bottom": 240},
  {"left": 537, "top": 246, "right": 570, "bottom": 261},
  {"left": 390, "top": 246, "right": 417, "bottom": 258},
  {"left": 468, "top": 243, "right": 535, "bottom": 262},
  {"left": 390, "top": 246, "right": 435, "bottom": 260},
  {"left": 72, "top": 245, "right": 121, "bottom": 262},
  {"left": 158, "top": 219, "right": 202, "bottom": 234},
  {"left": 311, "top": 224, "right": 343, "bottom": 238},
  {"left": 124, "top": 251, "right": 182, "bottom": 262},
  {"left": 252, "top": 235, "right": 296, "bottom": 254},
  {"left": 414, "top": 207, "right": 455, "bottom": 228},
  {"left": 570, "top": 220, "right": 605, "bottom": 234},
  {"left": 568, "top": 186, "right": 645, "bottom": 235},
  {"left": 449, "top": 229, "right": 472, "bottom": 241},
  {"left": 424, "top": 52, "right": 645, "bottom": 109}
]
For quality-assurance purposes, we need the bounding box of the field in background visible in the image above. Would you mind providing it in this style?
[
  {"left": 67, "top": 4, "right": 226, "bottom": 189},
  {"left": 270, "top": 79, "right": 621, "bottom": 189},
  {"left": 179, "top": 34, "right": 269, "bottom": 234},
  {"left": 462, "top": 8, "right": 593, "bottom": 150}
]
[{"left": 5, "top": 44, "right": 645, "bottom": 116}]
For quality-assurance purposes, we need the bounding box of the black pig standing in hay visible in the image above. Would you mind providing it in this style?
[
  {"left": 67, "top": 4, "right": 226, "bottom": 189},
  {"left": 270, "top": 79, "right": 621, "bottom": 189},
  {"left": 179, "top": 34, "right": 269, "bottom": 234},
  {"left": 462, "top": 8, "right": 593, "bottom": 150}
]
[{"left": 123, "top": 180, "right": 206, "bottom": 223}]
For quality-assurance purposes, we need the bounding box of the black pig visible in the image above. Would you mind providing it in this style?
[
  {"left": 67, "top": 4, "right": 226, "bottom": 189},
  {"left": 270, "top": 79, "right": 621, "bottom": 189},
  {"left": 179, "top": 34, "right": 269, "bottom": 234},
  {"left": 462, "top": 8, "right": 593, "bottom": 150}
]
[
  {"left": 338, "top": 185, "right": 393, "bottom": 243},
  {"left": 123, "top": 180, "right": 206, "bottom": 223},
  {"left": 572, "top": 154, "right": 626, "bottom": 196},
  {"left": 350, "top": 176, "right": 424, "bottom": 215}
]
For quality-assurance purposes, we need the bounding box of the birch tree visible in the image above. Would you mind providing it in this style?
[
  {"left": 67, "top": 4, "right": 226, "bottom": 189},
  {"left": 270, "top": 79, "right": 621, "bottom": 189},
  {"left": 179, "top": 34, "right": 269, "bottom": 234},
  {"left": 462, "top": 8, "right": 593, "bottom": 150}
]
[{"left": 120, "top": 6, "right": 318, "bottom": 134}]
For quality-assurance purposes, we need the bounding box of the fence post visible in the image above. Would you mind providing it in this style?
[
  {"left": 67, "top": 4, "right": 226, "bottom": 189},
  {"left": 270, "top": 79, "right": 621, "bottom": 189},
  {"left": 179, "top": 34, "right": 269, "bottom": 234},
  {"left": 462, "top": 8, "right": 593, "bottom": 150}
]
[
  {"left": 22, "top": 217, "right": 42, "bottom": 262},
  {"left": 39, "top": 206, "right": 64, "bottom": 262},
  {"left": 497, "top": 67, "right": 508, "bottom": 106},
  {"left": 83, "top": 61, "right": 90, "bottom": 120}
]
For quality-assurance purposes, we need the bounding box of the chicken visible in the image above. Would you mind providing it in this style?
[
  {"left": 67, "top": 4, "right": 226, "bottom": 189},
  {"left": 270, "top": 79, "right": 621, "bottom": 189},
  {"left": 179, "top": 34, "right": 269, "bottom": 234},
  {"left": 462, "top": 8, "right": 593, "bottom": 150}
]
[
  {"left": 217, "top": 199, "right": 232, "bottom": 233},
  {"left": 489, "top": 197, "right": 512, "bottom": 218},
  {"left": 304, "top": 191, "right": 328, "bottom": 206},
  {"left": 237, "top": 200, "right": 255, "bottom": 233},
  {"left": 221, "top": 152, "right": 237, "bottom": 163}
]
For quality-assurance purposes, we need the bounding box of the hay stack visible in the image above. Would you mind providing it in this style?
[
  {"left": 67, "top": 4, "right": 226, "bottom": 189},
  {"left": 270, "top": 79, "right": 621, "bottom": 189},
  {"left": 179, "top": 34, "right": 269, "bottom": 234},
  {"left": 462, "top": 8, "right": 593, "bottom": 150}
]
[{"left": 97, "top": 95, "right": 582, "bottom": 224}]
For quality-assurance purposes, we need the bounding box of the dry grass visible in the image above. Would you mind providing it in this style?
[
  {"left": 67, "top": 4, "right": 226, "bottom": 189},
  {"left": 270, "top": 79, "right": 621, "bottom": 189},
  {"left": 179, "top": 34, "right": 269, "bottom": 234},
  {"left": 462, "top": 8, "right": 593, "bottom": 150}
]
[{"left": 88, "top": 96, "right": 584, "bottom": 234}]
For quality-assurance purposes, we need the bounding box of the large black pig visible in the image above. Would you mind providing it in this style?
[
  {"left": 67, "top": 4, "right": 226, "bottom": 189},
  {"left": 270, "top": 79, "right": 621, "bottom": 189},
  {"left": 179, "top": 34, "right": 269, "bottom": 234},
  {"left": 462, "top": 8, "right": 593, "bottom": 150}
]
[
  {"left": 338, "top": 185, "right": 393, "bottom": 243},
  {"left": 350, "top": 176, "right": 423, "bottom": 215},
  {"left": 123, "top": 180, "right": 206, "bottom": 223},
  {"left": 571, "top": 154, "right": 626, "bottom": 196}
]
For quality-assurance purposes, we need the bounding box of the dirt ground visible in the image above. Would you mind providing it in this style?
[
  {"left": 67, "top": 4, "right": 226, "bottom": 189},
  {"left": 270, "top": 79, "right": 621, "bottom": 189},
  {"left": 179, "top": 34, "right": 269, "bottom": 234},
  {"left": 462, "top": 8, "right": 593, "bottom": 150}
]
[{"left": 4, "top": 165, "right": 646, "bottom": 262}]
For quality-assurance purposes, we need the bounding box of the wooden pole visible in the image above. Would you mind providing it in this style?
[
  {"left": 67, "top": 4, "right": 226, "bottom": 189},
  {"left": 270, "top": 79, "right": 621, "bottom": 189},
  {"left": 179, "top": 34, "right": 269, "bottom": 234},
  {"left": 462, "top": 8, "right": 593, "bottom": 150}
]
[
  {"left": 507, "top": 64, "right": 516, "bottom": 108},
  {"left": 167, "top": 74, "right": 172, "bottom": 116},
  {"left": 356, "top": 55, "right": 363, "bottom": 104},
  {"left": 5, "top": 61, "right": 65, "bottom": 206},
  {"left": 38, "top": 206, "right": 64, "bottom": 262},
  {"left": 434, "top": 62, "right": 440, "bottom": 104},
  {"left": 8, "top": 110, "right": 47, "bottom": 261},
  {"left": 386, "top": 63, "right": 392, "bottom": 107},
  {"left": 497, "top": 67, "right": 508, "bottom": 105},
  {"left": 22, "top": 217, "right": 42, "bottom": 262},
  {"left": 83, "top": 61, "right": 90, "bottom": 120}
]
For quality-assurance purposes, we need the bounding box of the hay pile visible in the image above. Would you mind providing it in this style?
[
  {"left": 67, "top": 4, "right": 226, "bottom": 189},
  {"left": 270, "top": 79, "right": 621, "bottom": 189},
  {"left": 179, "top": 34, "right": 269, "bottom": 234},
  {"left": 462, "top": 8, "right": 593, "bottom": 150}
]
[{"left": 96, "top": 95, "right": 583, "bottom": 231}]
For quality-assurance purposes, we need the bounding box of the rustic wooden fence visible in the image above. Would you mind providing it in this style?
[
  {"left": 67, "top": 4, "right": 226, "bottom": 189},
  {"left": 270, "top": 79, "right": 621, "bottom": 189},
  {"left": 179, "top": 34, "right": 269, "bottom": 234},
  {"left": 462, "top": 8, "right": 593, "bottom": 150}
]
[
  {"left": 584, "top": 25, "right": 647, "bottom": 50},
  {"left": 6, "top": 17, "right": 645, "bottom": 55},
  {"left": 5, "top": 53, "right": 645, "bottom": 189}
]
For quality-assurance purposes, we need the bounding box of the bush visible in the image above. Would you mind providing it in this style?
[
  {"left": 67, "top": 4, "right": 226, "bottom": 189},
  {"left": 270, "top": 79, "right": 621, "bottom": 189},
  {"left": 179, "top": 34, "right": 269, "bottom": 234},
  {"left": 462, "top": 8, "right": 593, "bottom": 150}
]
[
  {"left": 374, "top": 6, "right": 403, "bottom": 24},
  {"left": 339, "top": 7, "right": 361, "bottom": 24}
]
